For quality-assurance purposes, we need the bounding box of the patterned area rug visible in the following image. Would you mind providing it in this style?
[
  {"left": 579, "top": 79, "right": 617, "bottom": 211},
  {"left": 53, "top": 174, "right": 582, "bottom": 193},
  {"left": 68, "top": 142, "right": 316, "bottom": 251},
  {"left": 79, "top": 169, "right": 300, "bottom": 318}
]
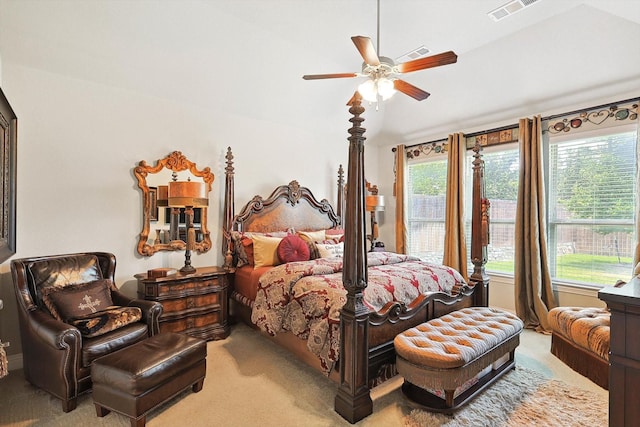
[{"left": 402, "top": 366, "right": 607, "bottom": 427}]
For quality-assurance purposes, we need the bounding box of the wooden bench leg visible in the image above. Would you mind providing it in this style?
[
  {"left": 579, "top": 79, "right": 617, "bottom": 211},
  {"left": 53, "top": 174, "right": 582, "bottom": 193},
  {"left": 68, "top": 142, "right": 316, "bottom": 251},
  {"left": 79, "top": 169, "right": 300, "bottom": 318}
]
[
  {"left": 444, "top": 390, "right": 455, "bottom": 408},
  {"left": 94, "top": 403, "right": 111, "bottom": 417}
]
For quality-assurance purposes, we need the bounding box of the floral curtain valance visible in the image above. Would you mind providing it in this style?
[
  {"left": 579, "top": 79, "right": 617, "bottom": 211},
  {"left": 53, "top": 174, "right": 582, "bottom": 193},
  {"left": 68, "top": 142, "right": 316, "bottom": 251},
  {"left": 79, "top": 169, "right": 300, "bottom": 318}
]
[{"left": 545, "top": 100, "right": 638, "bottom": 135}]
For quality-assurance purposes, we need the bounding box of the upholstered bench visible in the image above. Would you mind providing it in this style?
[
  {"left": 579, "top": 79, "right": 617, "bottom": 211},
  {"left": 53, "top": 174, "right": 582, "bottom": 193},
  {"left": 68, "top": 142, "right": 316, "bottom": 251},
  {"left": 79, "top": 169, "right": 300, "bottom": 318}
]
[
  {"left": 547, "top": 306, "right": 610, "bottom": 389},
  {"left": 91, "top": 332, "right": 207, "bottom": 427},
  {"left": 394, "top": 307, "right": 523, "bottom": 413}
]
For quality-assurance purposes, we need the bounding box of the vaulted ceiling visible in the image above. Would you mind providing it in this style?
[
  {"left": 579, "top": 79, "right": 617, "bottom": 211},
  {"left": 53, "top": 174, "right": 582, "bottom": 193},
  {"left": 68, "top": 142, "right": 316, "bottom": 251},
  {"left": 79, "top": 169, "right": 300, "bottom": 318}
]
[{"left": 1, "top": 0, "right": 639, "bottom": 145}]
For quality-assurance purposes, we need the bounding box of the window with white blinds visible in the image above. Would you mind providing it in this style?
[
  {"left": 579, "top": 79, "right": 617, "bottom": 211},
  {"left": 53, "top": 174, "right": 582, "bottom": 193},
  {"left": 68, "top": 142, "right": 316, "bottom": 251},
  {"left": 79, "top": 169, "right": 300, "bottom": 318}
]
[
  {"left": 548, "top": 129, "right": 637, "bottom": 286},
  {"left": 405, "top": 122, "right": 637, "bottom": 288},
  {"left": 407, "top": 159, "right": 447, "bottom": 263}
]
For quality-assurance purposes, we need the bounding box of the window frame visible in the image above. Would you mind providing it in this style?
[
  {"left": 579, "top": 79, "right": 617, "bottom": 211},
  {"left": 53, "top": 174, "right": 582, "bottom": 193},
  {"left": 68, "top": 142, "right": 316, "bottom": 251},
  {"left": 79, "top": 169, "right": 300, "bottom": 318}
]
[
  {"left": 405, "top": 151, "right": 448, "bottom": 263},
  {"left": 545, "top": 123, "right": 638, "bottom": 288}
]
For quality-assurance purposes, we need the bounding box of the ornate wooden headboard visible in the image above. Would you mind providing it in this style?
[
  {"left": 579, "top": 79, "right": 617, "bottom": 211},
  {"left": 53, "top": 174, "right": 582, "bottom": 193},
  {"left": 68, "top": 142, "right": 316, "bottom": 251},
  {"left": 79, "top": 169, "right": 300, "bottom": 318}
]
[
  {"left": 232, "top": 180, "right": 340, "bottom": 233},
  {"left": 221, "top": 148, "right": 341, "bottom": 263}
]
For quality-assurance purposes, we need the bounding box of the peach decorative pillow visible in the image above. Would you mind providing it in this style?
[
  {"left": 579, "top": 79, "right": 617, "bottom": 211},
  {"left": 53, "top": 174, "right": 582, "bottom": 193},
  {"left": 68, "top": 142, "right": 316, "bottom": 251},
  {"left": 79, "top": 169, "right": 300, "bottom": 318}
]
[
  {"left": 325, "top": 228, "right": 344, "bottom": 242},
  {"left": 298, "top": 230, "right": 326, "bottom": 243},
  {"left": 231, "top": 230, "right": 288, "bottom": 267},
  {"left": 241, "top": 236, "right": 255, "bottom": 266},
  {"left": 252, "top": 234, "right": 284, "bottom": 268},
  {"left": 277, "top": 235, "right": 310, "bottom": 263}
]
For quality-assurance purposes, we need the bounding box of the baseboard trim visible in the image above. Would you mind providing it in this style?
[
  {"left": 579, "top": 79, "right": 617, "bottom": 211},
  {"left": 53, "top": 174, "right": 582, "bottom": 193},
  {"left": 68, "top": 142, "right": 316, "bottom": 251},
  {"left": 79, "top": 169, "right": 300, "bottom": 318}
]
[{"left": 8, "top": 352, "right": 22, "bottom": 371}]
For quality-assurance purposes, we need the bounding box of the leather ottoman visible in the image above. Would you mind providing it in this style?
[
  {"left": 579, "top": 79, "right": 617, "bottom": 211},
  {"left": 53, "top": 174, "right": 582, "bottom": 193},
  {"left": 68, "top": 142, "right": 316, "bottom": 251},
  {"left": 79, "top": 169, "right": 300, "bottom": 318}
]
[{"left": 91, "top": 332, "right": 207, "bottom": 427}]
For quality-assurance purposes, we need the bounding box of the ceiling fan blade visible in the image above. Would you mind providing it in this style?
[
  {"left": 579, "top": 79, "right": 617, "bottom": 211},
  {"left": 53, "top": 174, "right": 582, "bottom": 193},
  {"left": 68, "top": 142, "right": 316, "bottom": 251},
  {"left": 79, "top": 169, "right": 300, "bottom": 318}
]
[
  {"left": 351, "top": 36, "right": 380, "bottom": 66},
  {"left": 396, "top": 51, "right": 458, "bottom": 74},
  {"left": 394, "top": 79, "right": 430, "bottom": 101},
  {"left": 302, "top": 73, "right": 358, "bottom": 80}
]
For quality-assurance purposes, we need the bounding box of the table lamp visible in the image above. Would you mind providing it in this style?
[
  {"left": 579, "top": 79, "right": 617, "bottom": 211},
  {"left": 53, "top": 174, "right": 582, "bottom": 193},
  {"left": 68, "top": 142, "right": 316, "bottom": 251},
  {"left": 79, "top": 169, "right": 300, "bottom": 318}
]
[
  {"left": 366, "top": 191, "right": 385, "bottom": 252},
  {"left": 168, "top": 179, "right": 208, "bottom": 273}
]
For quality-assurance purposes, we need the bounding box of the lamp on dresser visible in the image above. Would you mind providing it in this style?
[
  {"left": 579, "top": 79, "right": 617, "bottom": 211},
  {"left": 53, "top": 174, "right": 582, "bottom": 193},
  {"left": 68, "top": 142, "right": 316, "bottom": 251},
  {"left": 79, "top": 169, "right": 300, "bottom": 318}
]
[
  {"left": 365, "top": 182, "right": 385, "bottom": 252},
  {"left": 168, "top": 179, "right": 208, "bottom": 273}
]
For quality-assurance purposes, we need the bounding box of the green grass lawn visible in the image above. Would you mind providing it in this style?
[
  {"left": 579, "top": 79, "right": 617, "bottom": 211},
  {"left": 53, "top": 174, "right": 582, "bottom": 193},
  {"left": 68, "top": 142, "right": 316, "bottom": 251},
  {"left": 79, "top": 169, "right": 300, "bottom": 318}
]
[{"left": 487, "top": 253, "right": 633, "bottom": 286}]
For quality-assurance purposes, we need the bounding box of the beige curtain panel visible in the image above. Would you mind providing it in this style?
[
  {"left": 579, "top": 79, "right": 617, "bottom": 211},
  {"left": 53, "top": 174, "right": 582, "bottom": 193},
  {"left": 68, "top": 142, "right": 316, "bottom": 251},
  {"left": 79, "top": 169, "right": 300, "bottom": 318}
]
[
  {"left": 514, "top": 116, "right": 557, "bottom": 331},
  {"left": 394, "top": 144, "right": 407, "bottom": 254},
  {"left": 443, "top": 133, "right": 468, "bottom": 280}
]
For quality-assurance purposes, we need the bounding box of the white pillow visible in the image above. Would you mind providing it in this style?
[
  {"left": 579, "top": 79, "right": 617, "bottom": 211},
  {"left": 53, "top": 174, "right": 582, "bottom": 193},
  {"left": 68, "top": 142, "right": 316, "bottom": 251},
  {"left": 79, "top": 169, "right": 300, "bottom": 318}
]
[{"left": 316, "top": 242, "right": 344, "bottom": 258}]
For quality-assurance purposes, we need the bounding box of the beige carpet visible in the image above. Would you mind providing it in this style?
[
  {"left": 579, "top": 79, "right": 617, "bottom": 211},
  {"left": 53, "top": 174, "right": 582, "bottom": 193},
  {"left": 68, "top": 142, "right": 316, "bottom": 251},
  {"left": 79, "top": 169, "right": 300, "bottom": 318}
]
[{"left": 0, "top": 324, "right": 608, "bottom": 426}]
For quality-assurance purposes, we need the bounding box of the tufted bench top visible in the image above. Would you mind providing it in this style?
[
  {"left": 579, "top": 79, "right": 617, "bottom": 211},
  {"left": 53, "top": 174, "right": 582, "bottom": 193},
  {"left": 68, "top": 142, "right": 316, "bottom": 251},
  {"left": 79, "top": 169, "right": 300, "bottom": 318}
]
[
  {"left": 548, "top": 306, "right": 610, "bottom": 361},
  {"left": 394, "top": 307, "right": 524, "bottom": 369}
]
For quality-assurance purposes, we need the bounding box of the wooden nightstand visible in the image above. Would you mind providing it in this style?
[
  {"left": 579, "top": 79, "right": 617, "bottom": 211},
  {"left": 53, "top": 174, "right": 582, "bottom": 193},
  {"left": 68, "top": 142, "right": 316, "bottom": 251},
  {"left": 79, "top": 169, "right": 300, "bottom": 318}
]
[
  {"left": 136, "top": 266, "right": 230, "bottom": 340},
  {"left": 599, "top": 279, "right": 640, "bottom": 426}
]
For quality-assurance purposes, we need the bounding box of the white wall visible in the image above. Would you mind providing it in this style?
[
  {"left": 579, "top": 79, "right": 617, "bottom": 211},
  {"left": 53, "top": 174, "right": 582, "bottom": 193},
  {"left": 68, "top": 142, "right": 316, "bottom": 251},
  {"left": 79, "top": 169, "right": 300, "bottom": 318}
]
[{"left": 0, "top": 62, "right": 354, "bottom": 359}]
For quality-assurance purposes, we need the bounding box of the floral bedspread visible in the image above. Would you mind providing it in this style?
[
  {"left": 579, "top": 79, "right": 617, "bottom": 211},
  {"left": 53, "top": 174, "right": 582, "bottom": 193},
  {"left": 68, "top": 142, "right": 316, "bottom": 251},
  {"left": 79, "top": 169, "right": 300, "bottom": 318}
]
[{"left": 250, "top": 252, "right": 467, "bottom": 373}]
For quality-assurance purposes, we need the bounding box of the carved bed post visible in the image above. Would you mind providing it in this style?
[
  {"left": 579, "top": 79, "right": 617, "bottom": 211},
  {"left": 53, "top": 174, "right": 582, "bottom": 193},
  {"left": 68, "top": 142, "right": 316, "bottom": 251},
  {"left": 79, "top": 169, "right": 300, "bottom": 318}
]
[
  {"left": 222, "top": 147, "right": 234, "bottom": 268},
  {"left": 469, "top": 141, "right": 489, "bottom": 306},
  {"left": 334, "top": 92, "right": 372, "bottom": 423},
  {"left": 337, "top": 164, "right": 345, "bottom": 227}
]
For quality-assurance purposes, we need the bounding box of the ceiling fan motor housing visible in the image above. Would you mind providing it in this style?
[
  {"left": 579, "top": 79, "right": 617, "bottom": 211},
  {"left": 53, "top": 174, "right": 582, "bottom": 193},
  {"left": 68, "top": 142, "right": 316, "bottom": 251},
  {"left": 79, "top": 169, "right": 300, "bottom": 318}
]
[{"left": 361, "top": 56, "right": 396, "bottom": 78}]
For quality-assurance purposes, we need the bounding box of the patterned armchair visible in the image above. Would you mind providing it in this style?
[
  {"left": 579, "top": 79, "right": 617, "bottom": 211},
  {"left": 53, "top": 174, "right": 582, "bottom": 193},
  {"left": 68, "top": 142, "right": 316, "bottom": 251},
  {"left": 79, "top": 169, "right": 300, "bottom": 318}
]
[{"left": 11, "top": 252, "right": 163, "bottom": 412}]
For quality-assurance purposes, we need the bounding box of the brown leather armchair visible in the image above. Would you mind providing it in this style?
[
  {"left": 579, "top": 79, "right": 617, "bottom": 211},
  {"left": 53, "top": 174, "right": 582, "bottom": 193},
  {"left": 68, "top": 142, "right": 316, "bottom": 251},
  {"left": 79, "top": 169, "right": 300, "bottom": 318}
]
[{"left": 11, "top": 252, "right": 163, "bottom": 412}]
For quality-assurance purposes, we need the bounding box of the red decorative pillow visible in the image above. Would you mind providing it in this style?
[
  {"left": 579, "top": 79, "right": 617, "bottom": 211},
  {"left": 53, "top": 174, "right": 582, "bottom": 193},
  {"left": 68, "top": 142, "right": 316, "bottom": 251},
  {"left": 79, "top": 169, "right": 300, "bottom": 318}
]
[{"left": 277, "top": 235, "right": 311, "bottom": 263}]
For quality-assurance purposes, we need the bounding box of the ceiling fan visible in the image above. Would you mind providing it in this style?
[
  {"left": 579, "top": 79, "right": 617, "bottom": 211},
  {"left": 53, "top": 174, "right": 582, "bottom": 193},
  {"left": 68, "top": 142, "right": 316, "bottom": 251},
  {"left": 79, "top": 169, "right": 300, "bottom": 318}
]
[{"left": 302, "top": 2, "right": 457, "bottom": 102}]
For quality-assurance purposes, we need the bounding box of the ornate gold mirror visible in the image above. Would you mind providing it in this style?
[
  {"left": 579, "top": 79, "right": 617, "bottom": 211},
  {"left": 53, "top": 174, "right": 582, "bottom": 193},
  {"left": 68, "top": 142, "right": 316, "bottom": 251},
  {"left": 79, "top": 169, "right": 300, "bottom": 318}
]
[{"left": 134, "top": 151, "right": 214, "bottom": 256}]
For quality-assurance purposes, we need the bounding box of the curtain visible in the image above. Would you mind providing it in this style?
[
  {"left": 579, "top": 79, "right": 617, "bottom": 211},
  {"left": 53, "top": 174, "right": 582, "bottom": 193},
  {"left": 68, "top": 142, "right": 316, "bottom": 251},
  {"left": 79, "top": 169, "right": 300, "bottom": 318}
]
[
  {"left": 394, "top": 144, "right": 407, "bottom": 254},
  {"left": 634, "top": 113, "right": 640, "bottom": 273},
  {"left": 443, "top": 133, "right": 468, "bottom": 280},
  {"left": 514, "top": 116, "right": 557, "bottom": 331}
]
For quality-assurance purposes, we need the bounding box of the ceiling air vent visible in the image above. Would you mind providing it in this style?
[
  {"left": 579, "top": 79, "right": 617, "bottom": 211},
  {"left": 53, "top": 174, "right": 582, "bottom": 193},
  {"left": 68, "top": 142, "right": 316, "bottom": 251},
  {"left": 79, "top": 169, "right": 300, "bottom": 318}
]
[
  {"left": 395, "top": 46, "right": 431, "bottom": 64},
  {"left": 488, "top": 0, "right": 541, "bottom": 22}
]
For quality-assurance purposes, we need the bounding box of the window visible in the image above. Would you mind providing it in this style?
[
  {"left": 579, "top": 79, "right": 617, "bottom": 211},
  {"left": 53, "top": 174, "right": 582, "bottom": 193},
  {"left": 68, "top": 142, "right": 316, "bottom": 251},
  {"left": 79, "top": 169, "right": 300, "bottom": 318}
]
[
  {"left": 548, "top": 128, "right": 637, "bottom": 286},
  {"left": 407, "top": 158, "right": 447, "bottom": 263},
  {"left": 404, "top": 118, "right": 638, "bottom": 289}
]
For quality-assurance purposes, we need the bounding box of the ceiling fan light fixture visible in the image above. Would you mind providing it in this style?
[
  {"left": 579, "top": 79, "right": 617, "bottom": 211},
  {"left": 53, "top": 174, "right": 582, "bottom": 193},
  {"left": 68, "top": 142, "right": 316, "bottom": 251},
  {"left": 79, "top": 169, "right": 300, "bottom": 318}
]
[
  {"left": 358, "top": 77, "right": 396, "bottom": 103},
  {"left": 358, "top": 79, "right": 378, "bottom": 103},
  {"left": 377, "top": 77, "right": 396, "bottom": 100}
]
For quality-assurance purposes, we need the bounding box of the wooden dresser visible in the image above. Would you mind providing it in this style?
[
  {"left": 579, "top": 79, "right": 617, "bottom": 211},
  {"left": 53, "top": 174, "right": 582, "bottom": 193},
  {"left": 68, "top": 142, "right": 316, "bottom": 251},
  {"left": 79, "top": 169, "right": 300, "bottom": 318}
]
[
  {"left": 136, "top": 266, "right": 230, "bottom": 341},
  {"left": 599, "top": 277, "right": 640, "bottom": 427}
]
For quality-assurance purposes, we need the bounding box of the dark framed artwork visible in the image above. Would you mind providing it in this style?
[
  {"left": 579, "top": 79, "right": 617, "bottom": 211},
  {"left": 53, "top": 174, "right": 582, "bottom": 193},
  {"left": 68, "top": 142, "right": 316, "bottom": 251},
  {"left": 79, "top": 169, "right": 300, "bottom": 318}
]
[
  {"left": 0, "top": 88, "right": 16, "bottom": 263},
  {"left": 149, "top": 186, "right": 159, "bottom": 221}
]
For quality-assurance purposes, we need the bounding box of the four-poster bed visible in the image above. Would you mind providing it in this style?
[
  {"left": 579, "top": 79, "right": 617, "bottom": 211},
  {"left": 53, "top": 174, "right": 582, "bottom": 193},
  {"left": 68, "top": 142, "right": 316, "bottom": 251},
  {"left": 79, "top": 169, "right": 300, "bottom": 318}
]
[{"left": 222, "top": 93, "right": 489, "bottom": 423}]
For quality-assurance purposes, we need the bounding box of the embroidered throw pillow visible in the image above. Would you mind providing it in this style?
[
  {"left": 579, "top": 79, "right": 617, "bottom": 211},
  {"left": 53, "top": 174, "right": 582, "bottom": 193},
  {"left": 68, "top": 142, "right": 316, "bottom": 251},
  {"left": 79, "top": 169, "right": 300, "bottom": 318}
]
[
  {"left": 230, "top": 231, "right": 250, "bottom": 267},
  {"left": 41, "top": 279, "right": 114, "bottom": 321},
  {"left": 277, "top": 234, "right": 310, "bottom": 263},
  {"left": 317, "top": 242, "right": 344, "bottom": 258},
  {"left": 69, "top": 306, "right": 142, "bottom": 338}
]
